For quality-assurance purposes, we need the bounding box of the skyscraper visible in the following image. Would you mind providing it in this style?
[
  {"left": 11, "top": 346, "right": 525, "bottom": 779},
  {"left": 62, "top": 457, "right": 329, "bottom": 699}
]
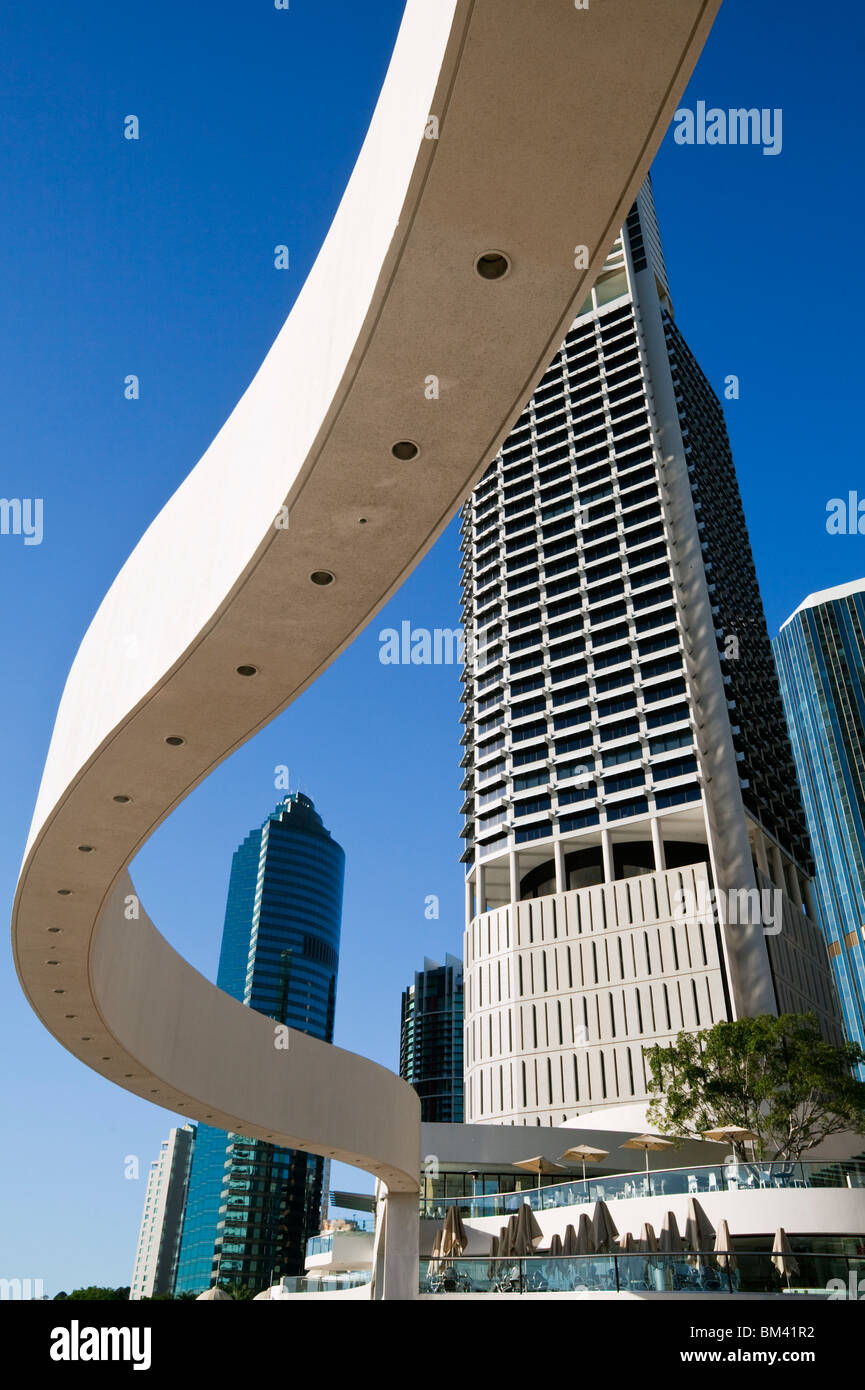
[
  {"left": 129, "top": 1124, "right": 195, "bottom": 1300},
  {"left": 458, "top": 176, "right": 842, "bottom": 1123},
  {"left": 774, "top": 579, "right": 865, "bottom": 1068},
  {"left": 400, "top": 954, "right": 464, "bottom": 1123},
  {"left": 174, "top": 793, "right": 345, "bottom": 1292}
]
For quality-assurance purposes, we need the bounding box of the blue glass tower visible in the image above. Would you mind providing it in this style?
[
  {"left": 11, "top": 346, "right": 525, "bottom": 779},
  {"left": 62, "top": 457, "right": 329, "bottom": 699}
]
[
  {"left": 774, "top": 580, "right": 865, "bottom": 1069},
  {"left": 174, "top": 793, "right": 345, "bottom": 1292}
]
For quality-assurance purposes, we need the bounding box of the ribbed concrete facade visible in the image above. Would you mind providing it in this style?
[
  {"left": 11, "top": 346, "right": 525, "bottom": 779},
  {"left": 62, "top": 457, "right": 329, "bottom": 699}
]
[{"left": 460, "top": 178, "right": 842, "bottom": 1121}]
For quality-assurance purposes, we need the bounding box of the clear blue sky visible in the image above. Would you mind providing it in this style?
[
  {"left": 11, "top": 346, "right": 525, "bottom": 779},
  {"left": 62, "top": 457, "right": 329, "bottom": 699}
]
[{"left": 1, "top": 0, "right": 863, "bottom": 1295}]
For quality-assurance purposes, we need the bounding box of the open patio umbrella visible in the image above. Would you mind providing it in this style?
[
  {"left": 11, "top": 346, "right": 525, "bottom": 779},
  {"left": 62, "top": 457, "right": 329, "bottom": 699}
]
[
  {"left": 702, "top": 1125, "right": 759, "bottom": 1161},
  {"left": 771, "top": 1228, "right": 800, "bottom": 1289},
  {"left": 513, "top": 1155, "right": 566, "bottom": 1192},
  {"left": 559, "top": 1144, "right": 610, "bottom": 1181},
  {"left": 591, "top": 1199, "right": 619, "bottom": 1253},
  {"left": 562, "top": 1224, "right": 579, "bottom": 1256},
  {"left": 638, "top": 1222, "right": 658, "bottom": 1253},
  {"left": 714, "top": 1219, "right": 737, "bottom": 1274},
  {"left": 622, "top": 1133, "right": 677, "bottom": 1176},
  {"left": 514, "top": 1200, "right": 544, "bottom": 1255},
  {"left": 684, "top": 1196, "right": 716, "bottom": 1268},
  {"left": 575, "top": 1212, "right": 596, "bottom": 1254},
  {"left": 658, "top": 1210, "right": 685, "bottom": 1253}
]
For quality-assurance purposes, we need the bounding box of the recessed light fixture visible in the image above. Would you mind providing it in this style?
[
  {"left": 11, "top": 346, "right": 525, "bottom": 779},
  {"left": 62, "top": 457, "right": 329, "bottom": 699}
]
[
  {"left": 46, "top": 960, "right": 59, "bottom": 966},
  {"left": 165, "top": 736, "right": 185, "bottom": 746},
  {"left": 53, "top": 989, "right": 65, "bottom": 995},
  {"left": 57, "top": 889, "right": 72, "bottom": 896},
  {"left": 124, "top": 1073, "right": 133, "bottom": 1078},
  {"left": 310, "top": 570, "right": 334, "bottom": 587},
  {"left": 113, "top": 794, "right": 131, "bottom": 804},
  {"left": 236, "top": 665, "right": 258, "bottom": 677},
  {"left": 358, "top": 517, "right": 368, "bottom": 525},
  {"left": 48, "top": 927, "right": 61, "bottom": 934},
  {"left": 65, "top": 1014, "right": 76, "bottom": 1020},
  {"left": 391, "top": 440, "right": 420, "bottom": 461},
  {"left": 81, "top": 1036, "right": 91, "bottom": 1041},
  {"left": 475, "top": 250, "right": 511, "bottom": 280},
  {"left": 78, "top": 845, "right": 94, "bottom": 854},
  {"left": 101, "top": 1057, "right": 111, "bottom": 1061}
]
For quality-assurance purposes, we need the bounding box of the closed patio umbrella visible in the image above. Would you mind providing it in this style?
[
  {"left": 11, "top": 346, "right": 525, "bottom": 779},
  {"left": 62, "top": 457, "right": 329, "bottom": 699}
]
[
  {"left": 558, "top": 1144, "right": 610, "bottom": 1182},
  {"left": 591, "top": 1199, "right": 619, "bottom": 1253},
  {"left": 487, "top": 1234, "right": 500, "bottom": 1280},
  {"left": 771, "top": 1228, "right": 800, "bottom": 1289},
  {"left": 514, "top": 1200, "right": 544, "bottom": 1255},
  {"left": 685, "top": 1196, "right": 715, "bottom": 1268},
  {"left": 619, "top": 1231, "right": 637, "bottom": 1252},
  {"left": 622, "top": 1133, "right": 677, "bottom": 1176},
  {"left": 575, "top": 1212, "right": 596, "bottom": 1254},
  {"left": 658, "top": 1210, "right": 685, "bottom": 1253},
  {"left": 441, "top": 1202, "right": 468, "bottom": 1258},
  {"left": 638, "top": 1222, "right": 658, "bottom": 1253},
  {"left": 562, "top": 1223, "right": 579, "bottom": 1256},
  {"left": 549, "top": 1232, "right": 564, "bottom": 1256},
  {"left": 714, "top": 1219, "right": 737, "bottom": 1274},
  {"left": 427, "top": 1227, "right": 444, "bottom": 1280}
]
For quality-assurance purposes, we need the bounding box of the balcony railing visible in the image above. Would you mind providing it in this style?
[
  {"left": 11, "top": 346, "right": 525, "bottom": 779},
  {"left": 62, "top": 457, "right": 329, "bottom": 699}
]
[
  {"left": 420, "top": 1251, "right": 865, "bottom": 1297},
  {"left": 420, "top": 1159, "right": 865, "bottom": 1220}
]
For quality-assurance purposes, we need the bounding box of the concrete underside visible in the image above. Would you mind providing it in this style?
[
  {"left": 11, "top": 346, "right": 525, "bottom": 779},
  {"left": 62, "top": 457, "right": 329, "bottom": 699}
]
[{"left": 13, "top": 0, "right": 721, "bottom": 1198}]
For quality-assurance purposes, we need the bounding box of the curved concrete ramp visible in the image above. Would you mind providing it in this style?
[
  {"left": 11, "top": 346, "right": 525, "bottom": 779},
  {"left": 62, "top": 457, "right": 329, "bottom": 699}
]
[{"left": 13, "top": 0, "right": 719, "bottom": 1193}]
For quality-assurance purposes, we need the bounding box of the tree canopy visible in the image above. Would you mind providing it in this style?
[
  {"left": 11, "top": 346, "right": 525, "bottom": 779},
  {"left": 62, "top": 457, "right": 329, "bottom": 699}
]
[{"left": 643, "top": 1013, "right": 865, "bottom": 1160}]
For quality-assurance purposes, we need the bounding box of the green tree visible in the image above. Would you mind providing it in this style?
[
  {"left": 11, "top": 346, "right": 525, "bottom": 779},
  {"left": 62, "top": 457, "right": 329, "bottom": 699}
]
[
  {"left": 643, "top": 1013, "right": 865, "bottom": 1160},
  {"left": 53, "top": 1286, "right": 131, "bottom": 1300}
]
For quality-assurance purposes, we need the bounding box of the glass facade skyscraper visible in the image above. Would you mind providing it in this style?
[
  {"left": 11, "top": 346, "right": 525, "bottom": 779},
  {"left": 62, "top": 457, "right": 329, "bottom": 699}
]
[
  {"left": 174, "top": 792, "right": 344, "bottom": 1292},
  {"left": 400, "top": 954, "right": 464, "bottom": 1123},
  {"left": 774, "top": 579, "right": 865, "bottom": 1069},
  {"left": 458, "top": 176, "right": 842, "bottom": 1123}
]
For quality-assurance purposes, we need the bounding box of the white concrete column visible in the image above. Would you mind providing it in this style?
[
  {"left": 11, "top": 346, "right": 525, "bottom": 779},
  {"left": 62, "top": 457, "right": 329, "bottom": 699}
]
[
  {"left": 477, "top": 862, "right": 487, "bottom": 916},
  {"left": 371, "top": 1186, "right": 419, "bottom": 1302},
  {"left": 601, "top": 829, "right": 613, "bottom": 884},
  {"left": 465, "top": 873, "right": 474, "bottom": 925},
  {"left": 508, "top": 849, "right": 520, "bottom": 904},
  {"left": 650, "top": 815, "right": 665, "bottom": 873},
  {"left": 554, "top": 837, "right": 566, "bottom": 893},
  {"left": 753, "top": 827, "right": 770, "bottom": 878}
]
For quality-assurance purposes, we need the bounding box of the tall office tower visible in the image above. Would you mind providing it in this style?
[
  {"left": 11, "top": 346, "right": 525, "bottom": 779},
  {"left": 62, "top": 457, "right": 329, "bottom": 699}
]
[
  {"left": 400, "top": 954, "right": 465, "bottom": 1122},
  {"left": 175, "top": 793, "right": 344, "bottom": 1292},
  {"left": 459, "top": 176, "right": 842, "bottom": 1124},
  {"left": 129, "top": 1124, "right": 195, "bottom": 1300},
  {"left": 774, "top": 579, "right": 865, "bottom": 1069}
]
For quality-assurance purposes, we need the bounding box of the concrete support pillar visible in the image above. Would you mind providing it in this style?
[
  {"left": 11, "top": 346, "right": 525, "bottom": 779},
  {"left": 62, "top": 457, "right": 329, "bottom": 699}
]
[
  {"left": 465, "top": 873, "right": 474, "bottom": 925},
  {"left": 786, "top": 862, "right": 803, "bottom": 910},
  {"left": 477, "top": 862, "right": 486, "bottom": 916},
  {"left": 803, "top": 877, "right": 818, "bottom": 923},
  {"left": 754, "top": 827, "right": 770, "bottom": 878},
  {"left": 601, "top": 829, "right": 613, "bottom": 884},
  {"left": 371, "top": 1187, "right": 419, "bottom": 1302},
  {"left": 508, "top": 849, "right": 520, "bottom": 904},
  {"left": 650, "top": 815, "right": 665, "bottom": 874},
  {"left": 554, "top": 837, "right": 566, "bottom": 893}
]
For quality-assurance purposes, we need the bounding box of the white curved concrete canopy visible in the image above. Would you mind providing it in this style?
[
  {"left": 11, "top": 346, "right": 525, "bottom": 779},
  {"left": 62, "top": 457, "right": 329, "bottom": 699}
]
[{"left": 13, "top": 0, "right": 720, "bottom": 1193}]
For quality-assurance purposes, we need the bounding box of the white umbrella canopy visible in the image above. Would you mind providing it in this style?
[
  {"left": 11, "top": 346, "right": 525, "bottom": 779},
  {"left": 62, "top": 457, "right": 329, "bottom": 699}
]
[
  {"left": 702, "top": 1125, "right": 759, "bottom": 1144},
  {"left": 658, "top": 1210, "right": 685, "bottom": 1253},
  {"left": 591, "top": 1199, "right": 619, "bottom": 1253},
  {"left": 771, "top": 1228, "right": 800, "bottom": 1287},
  {"left": 714, "top": 1219, "right": 737, "bottom": 1273},
  {"left": 513, "top": 1155, "right": 566, "bottom": 1191},
  {"left": 558, "top": 1144, "right": 610, "bottom": 1181},
  {"left": 621, "top": 1133, "right": 677, "bottom": 1175},
  {"left": 196, "top": 1286, "right": 233, "bottom": 1300}
]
